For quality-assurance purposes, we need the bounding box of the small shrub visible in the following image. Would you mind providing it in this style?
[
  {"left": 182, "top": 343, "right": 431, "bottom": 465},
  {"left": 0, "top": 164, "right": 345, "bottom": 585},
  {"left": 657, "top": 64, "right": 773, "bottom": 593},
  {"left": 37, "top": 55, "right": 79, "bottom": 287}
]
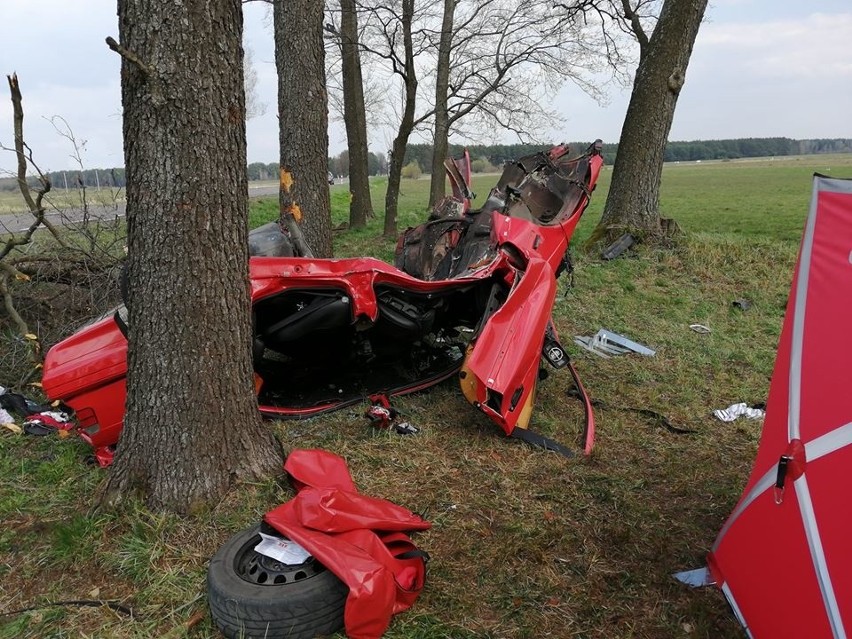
[
  {"left": 401, "top": 161, "right": 422, "bottom": 180},
  {"left": 471, "top": 157, "right": 497, "bottom": 173}
]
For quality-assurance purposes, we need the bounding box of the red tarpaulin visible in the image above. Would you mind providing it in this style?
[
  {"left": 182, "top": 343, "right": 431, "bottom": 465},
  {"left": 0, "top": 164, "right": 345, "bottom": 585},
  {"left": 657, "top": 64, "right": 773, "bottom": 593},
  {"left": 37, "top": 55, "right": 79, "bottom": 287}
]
[
  {"left": 708, "top": 175, "right": 852, "bottom": 638},
  {"left": 265, "top": 449, "right": 430, "bottom": 639}
]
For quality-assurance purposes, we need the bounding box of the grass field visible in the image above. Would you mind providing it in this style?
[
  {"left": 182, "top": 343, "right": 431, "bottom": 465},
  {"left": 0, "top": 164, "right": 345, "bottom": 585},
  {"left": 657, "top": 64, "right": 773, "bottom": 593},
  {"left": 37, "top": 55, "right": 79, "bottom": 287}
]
[
  {"left": 2, "top": 153, "right": 852, "bottom": 639},
  {"left": 0, "top": 187, "right": 126, "bottom": 215}
]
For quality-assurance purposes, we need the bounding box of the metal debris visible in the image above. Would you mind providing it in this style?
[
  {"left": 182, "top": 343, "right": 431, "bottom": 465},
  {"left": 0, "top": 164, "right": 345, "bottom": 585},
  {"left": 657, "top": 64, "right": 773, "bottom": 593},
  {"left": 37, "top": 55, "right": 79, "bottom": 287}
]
[
  {"left": 573, "top": 329, "right": 655, "bottom": 358},
  {"left": 689, "top": 324, "right": 711, "bottom": 334}
]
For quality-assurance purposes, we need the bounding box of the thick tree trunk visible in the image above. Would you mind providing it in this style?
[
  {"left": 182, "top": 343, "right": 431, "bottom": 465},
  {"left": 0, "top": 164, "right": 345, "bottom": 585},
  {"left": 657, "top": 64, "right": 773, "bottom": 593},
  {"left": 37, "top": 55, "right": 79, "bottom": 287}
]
[
  {"left": 340, "top": 0, "right": 374, "bottom": 229},
  {"left": 428, "top": 0, "right": 456, "bottom": 208},
  {"left": 274, "top": 0, "right": 333, "bottom": 257},
  {"left": 101, "top": 0, "right": 282, "bottom": 514},
  {"left": 590, "top": 0, "right": 708, "bottom": 246},
  {"left": 383, "top": 0, "right": 417, "bottom": 239}
]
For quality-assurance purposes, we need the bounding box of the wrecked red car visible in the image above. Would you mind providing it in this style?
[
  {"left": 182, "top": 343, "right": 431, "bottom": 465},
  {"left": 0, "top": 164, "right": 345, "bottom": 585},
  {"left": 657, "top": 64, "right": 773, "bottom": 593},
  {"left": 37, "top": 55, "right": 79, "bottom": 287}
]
[{"left": 42, "top": 142, "right": 603, "bottom": 465}]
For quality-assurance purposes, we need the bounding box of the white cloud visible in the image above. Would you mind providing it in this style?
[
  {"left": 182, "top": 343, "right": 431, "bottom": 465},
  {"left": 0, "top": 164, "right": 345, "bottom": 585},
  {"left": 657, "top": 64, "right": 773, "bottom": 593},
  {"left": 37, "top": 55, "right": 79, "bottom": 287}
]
[{"left": 698, "top": 13, "right": 852, "bottom": 78}]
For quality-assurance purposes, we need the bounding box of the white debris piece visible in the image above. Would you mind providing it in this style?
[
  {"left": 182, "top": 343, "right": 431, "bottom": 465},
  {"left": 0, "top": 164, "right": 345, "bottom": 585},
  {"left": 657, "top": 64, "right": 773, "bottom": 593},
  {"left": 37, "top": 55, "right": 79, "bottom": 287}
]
[{"left": 713, "top": 402, "right": 765, "bottom": 422}]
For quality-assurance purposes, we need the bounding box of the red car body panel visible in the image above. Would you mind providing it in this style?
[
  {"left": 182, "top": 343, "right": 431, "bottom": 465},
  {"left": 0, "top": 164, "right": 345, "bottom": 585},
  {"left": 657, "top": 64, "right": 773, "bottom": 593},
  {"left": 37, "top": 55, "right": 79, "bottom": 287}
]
[
  {"left": 42, "top": 142, "right": 604, "bottom": 462},
  {"left": 464, "top": 257, "right": 555, "bottom": 433},
  {"left": 41, "top": 313, "right": 128, "bottom": 450}
]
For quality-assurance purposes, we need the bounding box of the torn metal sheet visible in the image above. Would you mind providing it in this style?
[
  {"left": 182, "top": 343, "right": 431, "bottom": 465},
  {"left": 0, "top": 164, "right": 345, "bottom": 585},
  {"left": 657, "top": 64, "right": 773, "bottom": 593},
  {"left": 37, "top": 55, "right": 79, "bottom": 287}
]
[{"left": 574, "top": 329, "right": 655, "bottom": 358}]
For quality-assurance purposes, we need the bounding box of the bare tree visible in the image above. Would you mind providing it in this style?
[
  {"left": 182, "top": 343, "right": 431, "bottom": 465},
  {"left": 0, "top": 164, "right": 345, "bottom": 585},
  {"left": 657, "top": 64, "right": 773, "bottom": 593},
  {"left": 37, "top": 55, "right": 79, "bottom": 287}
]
[
  {"left": 588, "top": 0, "right": 708, "bottom": 245},
  {"left": 245, "top": 46, "right": 268, "bottom": 120},
  {"left": 100, "top": 0, "right": 282, "bottom": 513},
  {"left": 274, "top": 0, "right": 333, "bottom": 257},
  {"left": 425, "top": 0, "right": 614, "bottom": 206},
  {"left": 358, "top": 0, "right": 433, "bottom": 238}
]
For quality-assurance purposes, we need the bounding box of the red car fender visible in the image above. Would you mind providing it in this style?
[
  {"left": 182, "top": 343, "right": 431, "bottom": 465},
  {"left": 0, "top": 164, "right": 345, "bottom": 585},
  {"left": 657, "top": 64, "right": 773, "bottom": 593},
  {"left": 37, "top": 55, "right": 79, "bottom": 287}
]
[
  {"left": 264, "top": 449, "right": 430, "bottom": 639},
  {"left": 462, "top": 257, "right": 556, "bottom": 434}
]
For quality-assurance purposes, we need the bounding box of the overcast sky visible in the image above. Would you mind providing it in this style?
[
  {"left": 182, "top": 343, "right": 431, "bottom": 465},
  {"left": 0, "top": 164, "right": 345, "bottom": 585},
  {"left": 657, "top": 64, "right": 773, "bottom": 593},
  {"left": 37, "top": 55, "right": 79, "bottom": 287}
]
[{"left": 1, "top": 0, "right": 850, "bottom": 173}]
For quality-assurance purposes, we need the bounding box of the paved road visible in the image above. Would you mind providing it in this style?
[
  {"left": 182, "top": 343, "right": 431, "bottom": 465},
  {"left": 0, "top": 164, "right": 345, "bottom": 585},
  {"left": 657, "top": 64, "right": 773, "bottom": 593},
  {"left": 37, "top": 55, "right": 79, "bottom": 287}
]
[{"left": 0, "top": 184, "right": 281, "bottom": 234}]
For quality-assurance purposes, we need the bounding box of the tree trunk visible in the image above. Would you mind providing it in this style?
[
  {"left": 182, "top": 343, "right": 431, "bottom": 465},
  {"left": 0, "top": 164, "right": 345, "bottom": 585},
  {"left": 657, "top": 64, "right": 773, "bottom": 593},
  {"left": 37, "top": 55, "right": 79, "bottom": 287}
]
[
  {"left": 428, "top": 0, "right": 455, "bottom": 208},
  {"left": 340, "top": 0, "right": 374, "bottom": 229},
  {"left": 383, "top": 0, "right": 417, "bottom": 239},
  {"left": 101, "top": 0, "right": 282, "bottom": 514},
  {"left": 590, "top": 0, "right": 708, "bottom": 247},
  {"left": 274, "top": 0, "right": 333, "bottom": 257}
]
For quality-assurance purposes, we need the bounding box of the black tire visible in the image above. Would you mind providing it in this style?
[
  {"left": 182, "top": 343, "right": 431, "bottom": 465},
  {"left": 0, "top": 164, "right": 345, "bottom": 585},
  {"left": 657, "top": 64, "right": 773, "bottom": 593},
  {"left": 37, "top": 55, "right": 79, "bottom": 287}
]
[{"left": 207, "top": 524, "right": 347, "bottom": 639}]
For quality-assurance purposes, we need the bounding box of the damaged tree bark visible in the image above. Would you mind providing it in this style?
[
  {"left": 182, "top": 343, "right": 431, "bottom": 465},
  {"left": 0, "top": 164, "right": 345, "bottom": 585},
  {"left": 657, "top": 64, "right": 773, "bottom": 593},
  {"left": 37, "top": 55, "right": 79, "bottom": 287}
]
[
  {"left": 274, "top": 0, "right": 333, "bottom": 257},
  {"left": 100, "top": 0, "right": 282, "bottom": 514}
]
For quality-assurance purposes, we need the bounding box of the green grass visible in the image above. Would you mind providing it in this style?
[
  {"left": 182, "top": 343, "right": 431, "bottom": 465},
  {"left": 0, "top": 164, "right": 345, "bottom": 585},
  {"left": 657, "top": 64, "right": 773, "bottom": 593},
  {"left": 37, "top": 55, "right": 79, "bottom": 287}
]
[{"left": 2, "top": 152, "right": 852, "bottom": 638}]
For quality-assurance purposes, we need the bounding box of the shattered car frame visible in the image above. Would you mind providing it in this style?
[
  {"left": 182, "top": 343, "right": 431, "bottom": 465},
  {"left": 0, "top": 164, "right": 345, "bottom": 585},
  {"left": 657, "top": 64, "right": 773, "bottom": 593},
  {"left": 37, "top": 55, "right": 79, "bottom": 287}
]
[{"left": 42, "top": 141, "right": 604, "bottom": 465}]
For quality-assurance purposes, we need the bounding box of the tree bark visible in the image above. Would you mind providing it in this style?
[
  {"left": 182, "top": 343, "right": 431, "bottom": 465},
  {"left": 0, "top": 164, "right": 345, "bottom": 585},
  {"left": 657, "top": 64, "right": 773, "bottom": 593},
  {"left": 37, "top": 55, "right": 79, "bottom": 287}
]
[
  {"left": 340, "top": 0, "right": 374, "bottom": 229},
  {"left": 274, "top": 0, "right": 333, "bottom": 257},
  {"left": 590, "top": 0, "right": 708, "bottom": 246},
  {"left": 428, "top": 0, "right": 455, "bottom": 208},
  {"left": 101, "top": 0, "right": 282, "bottom": 514},
  {"left": 383, "top": 0, "right": 417, "bottom": 239}
]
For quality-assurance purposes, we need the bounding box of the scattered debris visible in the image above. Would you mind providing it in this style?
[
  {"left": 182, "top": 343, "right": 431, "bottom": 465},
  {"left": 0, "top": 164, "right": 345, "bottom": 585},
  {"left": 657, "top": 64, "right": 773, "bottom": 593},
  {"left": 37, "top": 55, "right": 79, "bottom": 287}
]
[
  {"left": 731, "top": 298, "right": 752, "bottom": 311},
  {"left": 689, "top": 324, "right": 711, "bottom": 334},
  {"left": 673, "top": 566, "right": 715, "bottom": 588},
  {"left": 365, "top": 395, "right": 398, "bottom": 428},
  {"left": 601, "top": 233, "right": 635, "bottom": 260},
  {"left": 394, "top": 422, "right": 419, "bottom": 435},
  {"left": 0, "top": 385, "right": 46, "bottom": 416},
  {"left": 0, "top": 408, "right": 15, "bottom": 428},
  {"left": 571, "top": 389, "right": 695, "bottom": 434},
  {"left": 22, "top": 410, "right": 74, "bottom": 436},
  {"left": 712, "top": 402, "right": 765, "bottom": 422},
  {"left": 574, "top": 329, "right": 655, "bottom": 358},
  {"left": 365, "top": 395, "right": 419, "bottom": 435}
]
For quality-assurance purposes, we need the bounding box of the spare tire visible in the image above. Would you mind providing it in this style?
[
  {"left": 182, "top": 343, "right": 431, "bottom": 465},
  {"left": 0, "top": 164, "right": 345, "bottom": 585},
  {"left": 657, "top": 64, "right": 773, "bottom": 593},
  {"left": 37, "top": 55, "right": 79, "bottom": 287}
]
[{"left": 207, "top": 524, "right": 347, "bottom": 639}]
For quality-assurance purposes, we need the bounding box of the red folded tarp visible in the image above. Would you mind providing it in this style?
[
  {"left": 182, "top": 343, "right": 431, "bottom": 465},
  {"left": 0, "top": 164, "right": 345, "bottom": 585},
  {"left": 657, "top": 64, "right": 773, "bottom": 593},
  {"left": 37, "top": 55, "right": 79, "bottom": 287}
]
[
  {"left": 265, "top": 449, "right": 431, "bottom": 639},
  {"left": 708, "top": 175, "right": 852, "bottom": 638}
]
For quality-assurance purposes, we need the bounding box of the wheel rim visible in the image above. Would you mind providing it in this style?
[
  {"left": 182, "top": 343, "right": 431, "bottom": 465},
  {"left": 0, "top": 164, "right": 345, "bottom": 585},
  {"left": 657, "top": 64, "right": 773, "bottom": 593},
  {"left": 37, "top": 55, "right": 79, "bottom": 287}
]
[{"left": 235, "top": 533, "right": 326, "bottom": 586}]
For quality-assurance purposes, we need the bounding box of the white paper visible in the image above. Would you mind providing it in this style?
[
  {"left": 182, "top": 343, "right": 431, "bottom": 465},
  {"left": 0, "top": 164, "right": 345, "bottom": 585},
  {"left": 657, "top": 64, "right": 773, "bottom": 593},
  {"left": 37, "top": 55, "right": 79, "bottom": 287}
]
[{"left": 254, "top": 532, "right": 311, "bottom": 565}]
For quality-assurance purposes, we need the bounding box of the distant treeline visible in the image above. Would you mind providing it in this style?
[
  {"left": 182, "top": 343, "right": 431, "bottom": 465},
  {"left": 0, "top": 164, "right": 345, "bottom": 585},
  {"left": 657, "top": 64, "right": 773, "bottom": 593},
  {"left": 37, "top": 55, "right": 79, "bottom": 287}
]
[{"left": 2, "top": 137, "right": 849, "bottom": 192}]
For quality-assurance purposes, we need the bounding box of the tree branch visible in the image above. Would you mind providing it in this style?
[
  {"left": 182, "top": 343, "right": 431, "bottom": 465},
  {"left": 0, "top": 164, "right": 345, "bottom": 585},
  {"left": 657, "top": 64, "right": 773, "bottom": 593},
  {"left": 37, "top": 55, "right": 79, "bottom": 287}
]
[
  {"left": 105, "top": 36, "right": 152, "bottom": 76},
  {"left": 105, "top": 36, "right": 163, "bottom": 105},
  {"left": 620, "top": 0, "right": 648, "bottom": 49}
]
